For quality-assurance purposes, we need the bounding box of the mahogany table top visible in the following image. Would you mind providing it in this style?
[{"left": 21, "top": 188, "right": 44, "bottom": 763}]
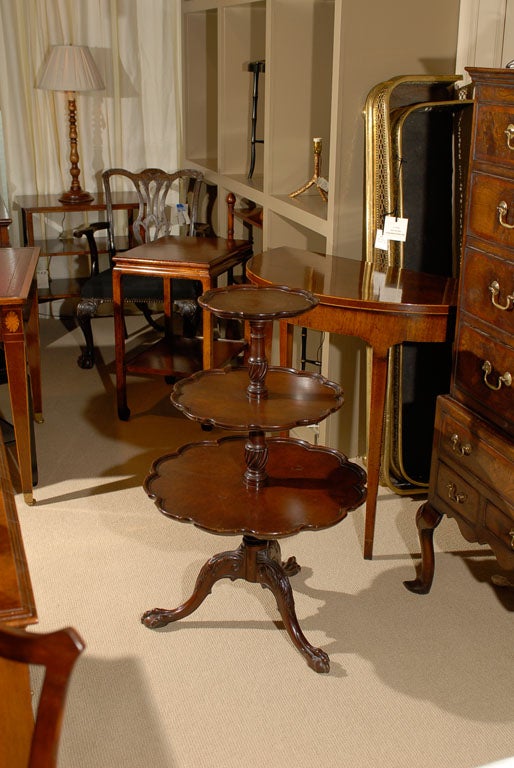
[
  {"left": 145, "top": 435, "right": 366, "bottom": 538},
  {"left": 248, "top": 246, "right": 457, "bottom": 315}
]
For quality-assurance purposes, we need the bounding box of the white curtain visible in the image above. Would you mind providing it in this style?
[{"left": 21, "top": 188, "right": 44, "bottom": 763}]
[{"left": 0, "top": 0, "right": 181, "bottom": 244}]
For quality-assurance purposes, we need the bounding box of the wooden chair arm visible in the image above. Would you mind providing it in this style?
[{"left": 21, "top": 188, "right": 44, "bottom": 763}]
[{"left": 73, "top": 221, "right": 110, "bottom": 276}]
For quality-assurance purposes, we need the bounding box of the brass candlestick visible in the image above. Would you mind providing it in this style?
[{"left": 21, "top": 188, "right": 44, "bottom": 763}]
[{"left": 289, "top": 137, "right": 328, "bottom": 202}]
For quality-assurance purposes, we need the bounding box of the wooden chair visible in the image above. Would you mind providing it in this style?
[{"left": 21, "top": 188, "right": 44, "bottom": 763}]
[
  {"left": 0, "top": 624, "right": 84, "bottom": 767},
  {"left": 74, "top": 167, "right": 208, "bottom": 369}
]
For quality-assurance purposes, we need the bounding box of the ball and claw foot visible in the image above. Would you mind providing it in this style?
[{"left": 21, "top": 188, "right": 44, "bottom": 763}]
[
  {"left": 308, "top": 647, "right": 330, "bottom": 674},
  {"left": 77, "top": 351, "right": 95, "bottom": 369},
  {"left": 141, "top": 609, "right": 174, "bottom": 629}
]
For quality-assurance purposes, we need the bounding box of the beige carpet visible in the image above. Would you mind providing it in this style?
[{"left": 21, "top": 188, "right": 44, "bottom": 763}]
[{"left": 8, "top": 315, "right": 514, "bottom": 768}]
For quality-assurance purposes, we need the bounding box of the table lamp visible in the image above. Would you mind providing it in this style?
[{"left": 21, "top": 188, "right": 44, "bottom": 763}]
[{"left": 37, "top": 44, "right": 104, "bottom": 204}]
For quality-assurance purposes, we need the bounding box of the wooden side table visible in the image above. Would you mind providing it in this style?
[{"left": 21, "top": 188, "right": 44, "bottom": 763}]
[
  {"left": 141, "top": 285, "right": 366, "bottom": 672},
  {"left": 112, "top": 235, "right": 253, "bottom": 420},
  {"left": 247, "top": 247, "right": 457, "bottom": 559},
  {"left": 15, "top": 193, "right": 138, "bottom": 302},
  {"left": 0, "top": 247, "right": 43, "bottom": 504}
]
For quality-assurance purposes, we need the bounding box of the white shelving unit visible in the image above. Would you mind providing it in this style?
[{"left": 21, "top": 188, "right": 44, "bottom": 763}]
[{"left": 181, "top": 0, "right": 462, "bottom": 455}]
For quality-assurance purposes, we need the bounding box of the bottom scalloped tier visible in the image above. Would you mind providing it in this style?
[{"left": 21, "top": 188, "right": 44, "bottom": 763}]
[{"left": 144, "top": 435, "right": 367, "bottom": 538}]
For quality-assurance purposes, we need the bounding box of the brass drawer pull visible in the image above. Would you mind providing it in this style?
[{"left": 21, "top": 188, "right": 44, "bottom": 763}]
[
  {"left": 450, "top": 433, "right": 472, "bottom": 455},
  {"left": 447, "top": 482, "right": 467, "bottom": 504},
  {"left": 505, "top": 124, "right": 514, "bottom": 150},
  {"left": 510, "top": 530, "right": 514, "bottom": 549},
  {"left": 488, "top": 280, "right": 514, "bottom": 311},
  {"left": 497, "top": 200, "right": 514, "bottom": 229},
  {"left": 482, "top": 360, "right": 512, "bottom": 390}
]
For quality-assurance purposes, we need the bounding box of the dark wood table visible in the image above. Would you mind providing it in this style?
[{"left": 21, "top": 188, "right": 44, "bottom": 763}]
[
  {"left": 247, "top": 246, "right": 457, "bottom": 559},
  {"left": 142, "top": 285, "right": 366, "bottom": 672},
  {"left": 0, "top": 248, "right": 42, "bottom": 504},
  {"left": 15, "top": 192, "right": 138, "bottom": 302},
  {"left": 112, "top": 235, "right": 252, "bottom": 419}
]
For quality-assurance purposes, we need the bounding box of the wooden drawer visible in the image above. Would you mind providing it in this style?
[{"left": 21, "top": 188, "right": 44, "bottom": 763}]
[
  {"left": 429, "top": 396, "right": 514, "bottom": 566},
  {"left": 431, "top": 455, "right": 514, "bottom": 566},
  {"left": 431, "top": 458, "right": 480, "bottom": 531},
  {"left": 483, "top": 499, "right": 514, "bottom": 569},
  {"left": 434, "top": 395, "right": 514, "bottom": 498},
  {"left": 474, "top": 103, "right": 514, "bottom": 168},
  {"left": 453, "top": 322, "right": 514, "bottom": 435},
  {"left": 467, "top": 171, "right": 514, "bottom": 250},
  {"left": 460, "top": 246, "right": 514, "bottom": 335}
]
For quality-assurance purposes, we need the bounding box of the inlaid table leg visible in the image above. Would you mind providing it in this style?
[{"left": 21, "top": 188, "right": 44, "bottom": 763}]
[
  {"left": 3, "top": 308, "right": 35, "bottom": 504},
  {"left": 363, "top": 347, "right": 390, "bottom": 560}
]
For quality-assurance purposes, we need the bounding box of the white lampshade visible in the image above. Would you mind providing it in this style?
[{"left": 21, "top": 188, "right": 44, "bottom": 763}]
[{"left": 38, "top": 44, "right": 104, "bottom": 93}]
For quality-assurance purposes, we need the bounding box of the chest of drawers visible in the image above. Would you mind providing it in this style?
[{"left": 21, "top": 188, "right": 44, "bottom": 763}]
[{"left": 405, "top": 67, "right": 514, "bottom": 593}]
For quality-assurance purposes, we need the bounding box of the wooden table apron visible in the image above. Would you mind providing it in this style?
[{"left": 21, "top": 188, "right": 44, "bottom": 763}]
[
  {"left": 247, "top": 247, "right": 457, "bottom": 559},
  {"left": 0, "top": 247, "right": 42, "bottom": 505}
]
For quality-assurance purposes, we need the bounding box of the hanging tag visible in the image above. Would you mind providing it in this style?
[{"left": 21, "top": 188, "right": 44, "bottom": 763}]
[
  {"left": 372, "top": 270, "right": 386, "bottom": 297},
  {"left": 374, "top": 228, "right": 389, "bottom": 251},
  {"left": 317, "top": 177, "right": 329, "bottom": 193},
  {"left": 383, "top": 215, "right": 408, "bottom": 242},
  {"left": 175, "top": 203, "right": 190, "bottom": 225}
]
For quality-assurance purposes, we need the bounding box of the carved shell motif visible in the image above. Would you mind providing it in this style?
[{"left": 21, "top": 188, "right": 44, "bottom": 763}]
[{"left": 4, "top": 311, "right": 20, "bottom": 333}]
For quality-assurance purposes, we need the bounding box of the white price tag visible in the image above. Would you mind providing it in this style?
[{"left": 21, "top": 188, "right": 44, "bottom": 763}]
[
  {"left": 316, "top": 177, "right": 329, "bottom": 193},
  {"left": 383, "top": 215, "right": 408, "bottom": 242},
  {"left": 374, "top": 229, "right": 389, "bottom": 250},
  {"left": 175, "top": 203, "right": 190, "bottom": 225}
]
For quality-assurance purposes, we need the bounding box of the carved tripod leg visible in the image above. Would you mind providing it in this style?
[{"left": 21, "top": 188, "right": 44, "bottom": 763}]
[
  {"left": 404, "top": 501, "right": 443, "bottom": 594},
  {"left": 254, "top": 540, "right": 330, "bottom": 673},
  {"left": 141, "top": 544, "right": 246, "bottom": 628}
]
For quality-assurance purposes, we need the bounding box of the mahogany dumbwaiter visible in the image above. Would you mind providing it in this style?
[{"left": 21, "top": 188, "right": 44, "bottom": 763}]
[{"left": 141, "top": 284, "right": 366, "bottom": 672}]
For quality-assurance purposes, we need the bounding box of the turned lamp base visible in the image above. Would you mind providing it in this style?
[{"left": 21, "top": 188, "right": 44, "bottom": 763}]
[{"left": 58, "top": 189, "right": 94, "bottom": 205}]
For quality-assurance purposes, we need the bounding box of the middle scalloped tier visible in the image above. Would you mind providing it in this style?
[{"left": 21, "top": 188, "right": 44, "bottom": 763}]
[{"left": 171, "top": 365, "right": 344, "bottom": 431}]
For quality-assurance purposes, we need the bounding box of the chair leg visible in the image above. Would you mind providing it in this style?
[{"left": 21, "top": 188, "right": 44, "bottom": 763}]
[
  {"left": 175, "top": 299, "right": 201, "bottom": 338},
  {"left": 76, "top": 298, "right": 100, "bottom": 369},
  {"left": 134, "top": 302, "right": 164, "bottom": 333}
]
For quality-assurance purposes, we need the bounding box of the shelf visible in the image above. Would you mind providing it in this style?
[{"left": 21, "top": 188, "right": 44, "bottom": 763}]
[
  {"left": 32, "top": 235, "right": 129, "bottom": 257},
  {"left": 124, "top": 335, "right": 246, "bottom": 378},
  {"left": 37, "top": 277, "right": 89, "bottom": 302},
  {"left": 181, "top": 0, "right": 464, "bottom": 459},
  {"left": 183, "top": 8, "right": 218, "bottom": 170},
  {"left": 234, "top": 205, "right": 263, "bottom": 229},
  {"left": 145, "top": 435, "right": 365, "bottom": 538},
  {"left": 172, "top": 366, "right": 343, "bottom": 430},
  {"left": 17, "top": 194, "right": 137, "bottom": 304}
]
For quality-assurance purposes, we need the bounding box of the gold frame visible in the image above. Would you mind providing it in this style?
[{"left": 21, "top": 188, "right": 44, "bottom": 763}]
[{"left": 363, "top": 74, "right": 472, "bottom": 494}]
